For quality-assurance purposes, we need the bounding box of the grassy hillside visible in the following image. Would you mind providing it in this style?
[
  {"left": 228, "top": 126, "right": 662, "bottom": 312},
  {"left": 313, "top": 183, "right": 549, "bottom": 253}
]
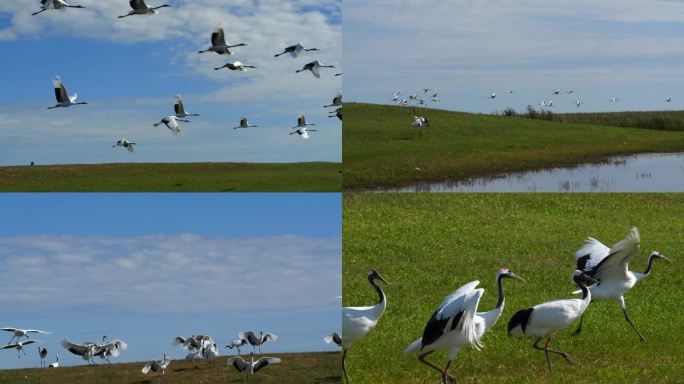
[
  {"left": 343, "top": 193, "right": 683, "bottom": 383},
  {"left": 555, "top": 110, "right": 684, "bottom": 131},
  {"left": 0, "top": 162, "right": 342, "bottom": 192},
  {"left": 343, "top": 103, "right": 684, "bottom": 189},
  {"left": 0, "top": 351, "right": 340, "bottom": 384}
]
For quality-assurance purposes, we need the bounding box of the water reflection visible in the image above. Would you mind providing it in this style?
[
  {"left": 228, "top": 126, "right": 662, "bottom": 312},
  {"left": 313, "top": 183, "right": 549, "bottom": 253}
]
[{"left": 383, "top": 152, "right": 684, "bottom": 192}]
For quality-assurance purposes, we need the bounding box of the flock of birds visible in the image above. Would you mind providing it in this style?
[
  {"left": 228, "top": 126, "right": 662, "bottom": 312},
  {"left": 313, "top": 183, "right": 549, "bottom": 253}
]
[
  {"left": 342, "top": 227, "right": 671, "bottom": 384},
  {"left": 1, "top": 326, "right": 342, "bottom": 379},
  {"left": 31, "top": 0, "right": 341, "bottom": 160}
]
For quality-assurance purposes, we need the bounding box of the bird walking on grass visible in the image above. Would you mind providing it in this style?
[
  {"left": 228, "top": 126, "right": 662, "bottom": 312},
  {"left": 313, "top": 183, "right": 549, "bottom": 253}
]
[
  {"left": 405, "top": 269, "right": 524, "bottom": 384},
  {"left": 508, "top": 270, "right": 596, "bottom": 373},
  {"left": 342, "top": 269, "right": 388, "bottom": 384},
  {"left": 571, "top": 227, "right": 671, "bottom": 341}
]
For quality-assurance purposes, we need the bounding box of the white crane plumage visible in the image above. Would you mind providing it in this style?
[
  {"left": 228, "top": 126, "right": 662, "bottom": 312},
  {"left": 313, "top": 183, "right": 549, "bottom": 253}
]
[
  {"left": 323, "top": 332, "right": 342, "bottom": 347},
  {"left": 225, "top": 338, "right": 248, "bottom": 355},
  {"left": 48, "top": 354, "right": 59, "bottom": 368},
  {"left": 508, "top": 270, "right": 597, "bottom": 373},
  {"left": 214, "top": 61, "right": 256, "bottom": 71},
  {"left": 61, "top": 338, "right": 98, "bottom": 364},
  {"left": 239, "top": 331, "right": 278, "bottom": 354},
  {"left": 48, "top": 76, "right": 87, "bottom": 109},
  {"left": 174, "top": 95, "right": 199, "bottom": 118},
  {"left": 234, "top": 117, "right": 257, "bottom": 129},
  {"left": 571, "top": 227, "right": 671, "bottom": 341},
  {"left": 274, "top": 42, "right": 319, "bottom": 58},
  {"left": 405, "top": 269, "right": 524, "bottom": 384},
  {"left": 32, "top": 0, "right": 85, "bottom": 16},
  {"left": 342, "top": 269, "right": 388, "bottom": 384},
  {"left": 228, "top": 353, "right": 281, "bottom": 377},
  {"left": 2, "top": 328, "right": 51, "bottom": 345},
  {"left": 142, "top": 353, "right": 171, "bottom": 375},
  {"left": 198, "top": 25, "right": 246, "bottom": 55},
  {"left": 113, "top": 139, "right": 136, "bottom": 153},
  {"left": 95, "top": 337, "right": 127, "bottom": 363},
  {"left": 118, "top": 0, "right": 170, "bottom": 18},
  {"left": 295, "top": 60, "right": 335, "bottom": 78},
  {"left": 1, "top": 340, "right": 39, "bottom": 358},
  {"left": 154, "top": 116, "right": 186, "bottom": 138}
]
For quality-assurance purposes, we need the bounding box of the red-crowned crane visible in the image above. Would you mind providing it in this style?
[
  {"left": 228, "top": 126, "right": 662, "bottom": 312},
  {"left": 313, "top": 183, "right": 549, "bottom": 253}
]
[
  {"left": 214, "top": 61, "right": 256, "bottom": 71},
  {"left": 1, "top": 340, "right": 40, "bottom": 358},
  {"left": 142, "top": 353, "right": 171, "bottom": 375},
  {"left": 2, "top": 328, "right": 50, "bottom": 345},
  {"left": 113, "top": 139, "right": 136, "bottom": 153},
  {"left": 274, "top": 42, "right": 319, "bottom": 58},
  {"left": 32, "top": 0, "right": 85, "bottom": 16},
  {"left": 228, "top": 352, "right": 281, "bottom": 377},
  {"left": 571, "top": 227, "right": 671, "bottom": 341},
  {"left": 47, "top": 76, "right": 87, "bottom": 109},
  {"left": 154, "top": 116, "right": 187, "bottom": 138},
  {"left": 295, "top": 60, "right": 335, "bottom": 78},
  {"left": 342, "top": 269, "right": 388, "bottom": 384},
  {"left": 118, "top": 0, "right": 170, "bottom": 18},
  {"left": 174, "top": 95, "right": 199, "bottom": 118},
  {"left": 239, "top": 331, "right": 277, "bottom": 354},
  {"left": 405, "top": 269, "right": 524, "bottom": 383},
  {"left": 508, "top": 270, "right": 596, "bottom": 373},
  {"left": 234, "top": 117, "right": 257, "bottom": 129},
  {"left": 198, "top": 25, "right": 246, "bottom": 55}
]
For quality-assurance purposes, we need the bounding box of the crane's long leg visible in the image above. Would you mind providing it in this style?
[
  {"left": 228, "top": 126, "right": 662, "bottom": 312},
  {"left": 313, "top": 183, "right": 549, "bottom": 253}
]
[
  {"left": 418, "top": 352, "right": 456, "bottom": 383},
  {"left": 342, "top": 349, "right": 350, "bottom": 384},
  {"left": 572, "top": 314, "right": 584, "bottom": 336},
  {"left": 32, "top": 9, "right": 47, "bottom": 16},
  {"left": 533, "top": 337, "right": 574, "bottom": 373},
  {"left": 622, "top": 308, "right": 646, "bottom": 342}
]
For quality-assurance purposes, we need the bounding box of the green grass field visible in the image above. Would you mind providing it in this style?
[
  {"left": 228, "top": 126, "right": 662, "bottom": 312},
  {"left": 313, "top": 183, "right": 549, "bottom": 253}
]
[
  {"left": 343, "top": 103, "right": 684, "bottom": 189},
  {"left": 0, "top": 351, "right": 340, "bottom": 384},
  {"left": 555, "top": 110, "right": 684, "bottom": 131},
  {"left": 343, "top": 193, "right": 683, "bottom": 383},
  {"left": 0, "top": 162, "right": 341, "bottom": 192}
]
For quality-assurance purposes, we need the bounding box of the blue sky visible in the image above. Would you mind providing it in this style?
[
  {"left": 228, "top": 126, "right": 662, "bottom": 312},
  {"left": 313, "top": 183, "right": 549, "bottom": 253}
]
[
  {"left": 0, "top": 193, "right": 341, "bottom": 369},
  {"left": 344, "top": 0, "right": 684, "bottom": 114},
  {"left": 0, "top": 0, "right": 341, "bottom": 166}
]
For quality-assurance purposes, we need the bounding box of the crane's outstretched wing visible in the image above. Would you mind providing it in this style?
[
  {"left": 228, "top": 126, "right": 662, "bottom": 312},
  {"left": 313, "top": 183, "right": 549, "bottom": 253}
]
[
  {"left": 1, "top": 327, "right": 19, "bottom": 333},
  {"left": 53, "top": 77, "right": 68, "bottom": 103},
  {"left": 141, "top": 362, "right": 153, "bottom": 374},
  {"left": 253, "top": 357, "right": 281, "bottom": 372},
  {"left": 575, "top": 236, "right": 611, "bottom": 274},
  {"left": 61, "top": 339, "right": 88, "bottom": 356},
  {"left": 211, "top": 26, "right": 226, "bottom": 46},
  {"left": 261, "top": 333, "right": 277, "bottom": 343},
  {"left": 130, "top": 0, "right": 146, "bottom": 11},
  {"left": 174, "top": 95, "right": 185, "bottom": 115},
  {"left": 591, "top": 227, "right": 641, "bottom": 281},
  {"left": 228, "top": 356, "right": 248, "bottom": 372}
]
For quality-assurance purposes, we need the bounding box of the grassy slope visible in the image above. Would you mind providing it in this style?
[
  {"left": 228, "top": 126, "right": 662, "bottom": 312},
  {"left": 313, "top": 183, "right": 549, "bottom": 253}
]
[
  {"left": 556, "top": 110, "right": 684, "bottom": 131},
  {"left": 343, "top": 103, "right": 684, "bottom": 189},
  {"left": 343, "top": 194, "right": 684, "bottom": 383},
  {"left": 0, "top": 351, "right": 340, "bottom": 384},
  {"left": 0, "top": 162, "right": 341, "bottom": 192}
]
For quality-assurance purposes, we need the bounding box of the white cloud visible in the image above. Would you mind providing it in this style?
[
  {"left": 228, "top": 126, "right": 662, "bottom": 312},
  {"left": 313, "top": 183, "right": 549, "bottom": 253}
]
[{"left": 0, "top": 234, "right": 341, "bottom": 315}]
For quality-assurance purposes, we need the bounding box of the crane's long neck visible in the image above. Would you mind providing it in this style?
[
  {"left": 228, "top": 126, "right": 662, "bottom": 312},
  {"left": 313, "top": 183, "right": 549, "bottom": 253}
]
[
  {"left": 575, "top": 278, "right": 592, "bottom": 308},
  {"left": 640, "top": 254, "right": 658, "bottom": 277},
  {"left": 368, "top": 275, "right": 387, "bottom": 318},
  {"left": 481, "top": 274, "right": 506, "bottom": 333}
]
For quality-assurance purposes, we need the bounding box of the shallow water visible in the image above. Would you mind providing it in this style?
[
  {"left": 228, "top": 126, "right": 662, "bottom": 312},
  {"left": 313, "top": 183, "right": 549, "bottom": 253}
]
[{"left": 382, "top": 152, "right": 684, "bottom": 192}]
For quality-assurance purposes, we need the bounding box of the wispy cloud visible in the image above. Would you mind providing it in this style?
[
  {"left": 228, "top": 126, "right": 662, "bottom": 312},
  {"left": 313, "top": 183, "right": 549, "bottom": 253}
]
[{"left": 0, "top": 234, "right": 341, "bottom": 315}]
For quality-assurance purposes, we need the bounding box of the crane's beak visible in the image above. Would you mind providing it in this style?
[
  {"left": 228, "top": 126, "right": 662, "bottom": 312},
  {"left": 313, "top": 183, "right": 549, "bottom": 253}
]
[
  {"left": 658, "top": 254, "right": 672, "bottom": 263},
  {"left": 507, "top": 272, "right": 525, "bottom": 283},
  {"left": 375, "top": 273, "right": 389, "bottom": 286}
]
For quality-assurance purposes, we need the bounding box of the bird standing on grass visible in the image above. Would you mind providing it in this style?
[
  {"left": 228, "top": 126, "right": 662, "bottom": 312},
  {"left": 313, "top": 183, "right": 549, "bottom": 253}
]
[
  {"left": 228, "top": 352, "right": 281, "bottom": 377},
  {"left": 405, "top": 269, "right": 524, "bottom": 384},
  {"left": 571, "top": 227, "right": 671, "bottom": 341},
  {"left": 342, "top": 269, "right": 388, "bottom": 384},
  {"left": 239, "top": 331, "right": 278, "bottom": 354},
  {"left": 508, "top": 270, "right": 596, "bottom": 373},
  {"left": 39, "top": 347, "right": 48, "bottom": 367},
  {"left": 226, "top": 338, "right": 248, "bottom": 355}
]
